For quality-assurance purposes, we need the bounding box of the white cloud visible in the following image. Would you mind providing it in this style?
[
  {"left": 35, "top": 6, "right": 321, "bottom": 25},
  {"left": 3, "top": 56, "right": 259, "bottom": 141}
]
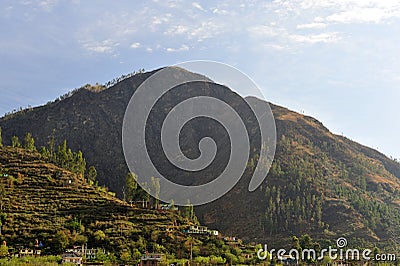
[
  {"left": 212, "top": 8, "right": 229, "bottom": 15},
  {"left": 314, "top": 16, "right": 325, "bottom": 22},
  {"left": 130, "top": 42, "right": 141, "bottom": 49},
  {"left": 81, "top": 39, "right": 118, "bottom": 54},
  {"left": 189, "top": 21, "right": 222, "bottom": 41},
  {"left": 164, "top": 25, "right": 189, "bottom": 36},
  {"left": 288, "top": 32, "right": 340, "bottom": 44},
  {"left": 272, "top": 0, "right": 400, "bottom": 25},
  {"left": 263, "top": 43, "right": 286, "bottom": 50},
  {"left": 150, "top": 13, "right": 172, "bottom": 31},
  {"left": 247, "top": 25, "right": 280, "bottom": 37},
  {"left": 297, "top": 22, "right": 327, "bottom": 29},
  {"left": 38, "top": 0, "right": 58, "bottom": 11},
  {"left": 166, "top": 44, "right": 189, "bottom": 52},
  {"left": 192, "top": 2, "right": 206, "bottom": 12},
  {"left": 326, "top": 7, "right": 398, "bottom": 23}
]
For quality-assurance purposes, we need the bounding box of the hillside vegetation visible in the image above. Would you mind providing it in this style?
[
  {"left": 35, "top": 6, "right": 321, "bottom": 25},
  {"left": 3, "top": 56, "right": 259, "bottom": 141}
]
[
  {"left": 0, "top": 146, "right": 262, "bottom": 264},
  {"left": 1, "top": 69, "right": 400, "bottom": 252}
]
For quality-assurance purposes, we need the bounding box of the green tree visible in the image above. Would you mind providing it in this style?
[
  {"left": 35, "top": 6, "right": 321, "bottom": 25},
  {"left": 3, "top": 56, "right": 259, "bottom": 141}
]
[
  {"left": 66, "top": 217, "right": 83, "bottom": 233},
  {"left": 299, "top": 234, "right": 313, "bottom": 249},
  {"left": 72, "top": 234, "right": 87, "bottom": 245},
  {"left": 95, "top": 248, "right": 108, "bottom": 262},
  {"left": 11, "top": 136, "right": 21, "bottom": 148},
  {"left": 39, "top": 146, "right": 50, "bottom": 159},
  {"left": 52, "top": 231, "right": 69, "bottom": 254},
  {"left": 131, "top": 249, "right": 141, "bottom": 262},
  {"left": 224, "top": 252, "right": 239, "bottom": 265},
  {"left": 24, "top": 132, "right": 36, "bottom": 151},
  {"left": 125, "top": 172, "right": 138, "bottom": 202},
  {"left": 291, "top": 236, "right": 302, "bottom": 253},
  {"left": 93, "top": 230, "right": 106, "bottom": 243},
  {"left": 87, "top": 166, "right": 97, "bottom": 185},
  {"left": 184, "top": 199, "right": 194, "bottom": 221},
  {"left": 209, "top": 255, "right": 225, "bottom": 265},
  {"left": 0, "top": 127, "right": 2, "bottom": 148},
  {"left": 0, "top": 244, "right": 8, "bottom": 257},
  {"left": 120, "top": 250, "right": 131, "bottom": 263}
]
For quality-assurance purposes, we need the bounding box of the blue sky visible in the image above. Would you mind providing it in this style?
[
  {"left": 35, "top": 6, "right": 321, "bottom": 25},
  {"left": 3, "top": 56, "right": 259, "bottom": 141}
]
[{"left": 1, "top": 0, "right": 399, "bottom": 160}]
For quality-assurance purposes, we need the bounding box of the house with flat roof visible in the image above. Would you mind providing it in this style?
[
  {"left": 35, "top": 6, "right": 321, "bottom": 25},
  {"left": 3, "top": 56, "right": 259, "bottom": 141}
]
[
  {"left": 62, "top": 251, "right": 82, "bottom": 265},
  {"left": 140, "top": 253, "right": 164, "bottom": 266}
]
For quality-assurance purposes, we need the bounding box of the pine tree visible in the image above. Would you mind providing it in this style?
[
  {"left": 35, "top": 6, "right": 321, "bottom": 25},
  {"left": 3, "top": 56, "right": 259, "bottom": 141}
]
[
  {"left": 87, "top": 166, "right": 97, "bottom": 185},
  {"left": 0, "top": 127, "right": 2, "bottom": 148},
  {"left": 11, "top": 136, "right": 21, "bottom": 148},
  {"left": 125, "top": 172, "right": 138, "bottom": 202},
  {"left": 184, "top": 199, "right": 194, "bottom": 221},
  {"left": 24, "top": 132, "right": 36, "bottom": 151}
]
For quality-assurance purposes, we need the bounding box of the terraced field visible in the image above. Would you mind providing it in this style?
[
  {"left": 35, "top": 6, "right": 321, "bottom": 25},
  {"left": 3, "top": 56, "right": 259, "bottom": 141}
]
[{"left": 0, "top": 146, "right": 190, "bottom": 253}]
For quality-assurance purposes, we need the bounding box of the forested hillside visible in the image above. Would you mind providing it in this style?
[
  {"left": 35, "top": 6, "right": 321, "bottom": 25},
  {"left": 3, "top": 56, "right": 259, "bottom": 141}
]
[{"left": 1, "top": 69, "right": 400, "bottom": 252}]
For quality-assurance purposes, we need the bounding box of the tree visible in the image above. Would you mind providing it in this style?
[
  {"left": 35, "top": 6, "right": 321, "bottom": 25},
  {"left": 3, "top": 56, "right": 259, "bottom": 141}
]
[
  {"left": 291, "top": 236, "right": 302, "bottom": 253},
  {"left": 87, "top": 166, "right": 97, "bottom": 185},
  {"left": 11, "top": 136, "right": 21, "bottom": 148},
  {"left": 131, "top": 249, "right": 141, "bottom": 262},
  {"left": 184, "top": 199, "right": 194, "bottom": 221},
  {"left": 120, "top": 250, "right": 131, "bottom": 263},
  {"left": 0, "top": 127, "right": 2, "bottom": 148},
  {"left": 93, "top": 230, "right": 106, "bottom": 243},
  {"left": 125, "top": 173, "right": 138, "bottom": 202},
  {"left": 151, "top": 177, "right": 160, "bottom": 208},
  {"left": 66, "top": 217, "right": 83, "bottom": 233},
  {"left": 24, "top": 132, "right": 36, "bottom": 151},
  {"left": 0, "top": 244, "right": 8, "bottom": 257},
  {"left": 95, "top": 248, "right": 108, "bottom": 262},
  {"left": 52, "top": 231, "right": 69, "bottom": 254},
  {"left": 39, "top": 146, "right": 50, "bottom": 159},
  {"left": 299, "top": 234, "right": 313, "bottom": 249},
  {"left": 209, "top": 255, "right": 226, "bottom": 265}
]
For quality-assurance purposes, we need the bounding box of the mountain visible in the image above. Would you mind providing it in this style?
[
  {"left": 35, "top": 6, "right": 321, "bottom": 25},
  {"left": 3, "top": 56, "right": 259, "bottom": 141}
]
[{"left": 1, "top": 68, "right": 400, "bottom": 251}]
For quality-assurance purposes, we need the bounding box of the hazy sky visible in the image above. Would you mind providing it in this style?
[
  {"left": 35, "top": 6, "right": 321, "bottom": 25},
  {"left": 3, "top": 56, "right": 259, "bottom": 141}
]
[{"left": 1, "top": 0, "right": 399, "bottom": 159}]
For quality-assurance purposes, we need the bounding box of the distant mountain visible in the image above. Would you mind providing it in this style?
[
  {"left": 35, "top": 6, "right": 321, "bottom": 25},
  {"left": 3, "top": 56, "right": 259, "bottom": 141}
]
[{"left": 1, "top": 68, "right": 400, "bottom": 251}]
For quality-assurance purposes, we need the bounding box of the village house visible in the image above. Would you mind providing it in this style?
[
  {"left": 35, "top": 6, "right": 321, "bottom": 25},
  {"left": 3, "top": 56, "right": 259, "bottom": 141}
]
[
  {"left": 140, "top": 253, "right": 164, "bottom": 266},
  {"left": 184, "top": 225, "right": 219, "bottom": 236},
  {"left": 223, "top": 236, "right": 243, "bottom": 248},
  {"left": 62, "top": 251, "right": 82, "bottom": 265},
  {"left": 65, "top": 245, "right": 105, "bottom": 260},
  {"left": 160, "top": 203, "right": 178, "bottom": 211},
  {"left": 18, "top": 248, "right": 41, "bottom": 257}
]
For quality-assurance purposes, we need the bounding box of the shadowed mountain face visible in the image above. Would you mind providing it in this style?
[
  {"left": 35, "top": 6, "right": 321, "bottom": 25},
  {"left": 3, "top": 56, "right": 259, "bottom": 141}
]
[{"left": 1, "top": 69, "right": 400, "bottom": 249}]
